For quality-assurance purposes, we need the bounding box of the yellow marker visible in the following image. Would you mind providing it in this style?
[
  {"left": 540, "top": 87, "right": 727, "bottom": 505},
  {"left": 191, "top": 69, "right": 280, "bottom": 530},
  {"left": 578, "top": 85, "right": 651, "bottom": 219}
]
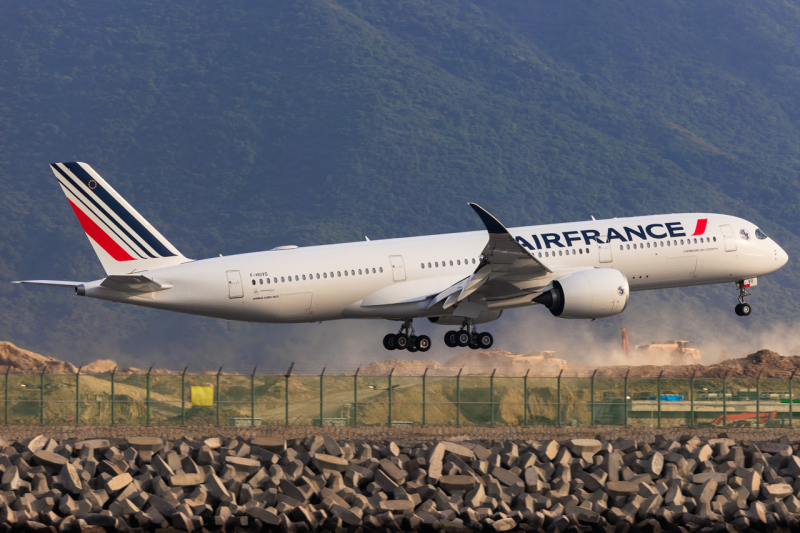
[{"left": 191, "top": 386, "right": 213, "bottom": 406}]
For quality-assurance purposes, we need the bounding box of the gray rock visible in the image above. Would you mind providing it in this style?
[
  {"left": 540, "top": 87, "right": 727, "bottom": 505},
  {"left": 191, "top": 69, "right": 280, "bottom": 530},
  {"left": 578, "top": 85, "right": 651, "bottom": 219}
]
[{"left": 313, "top": 453, "right": 349, "bottom": 472}]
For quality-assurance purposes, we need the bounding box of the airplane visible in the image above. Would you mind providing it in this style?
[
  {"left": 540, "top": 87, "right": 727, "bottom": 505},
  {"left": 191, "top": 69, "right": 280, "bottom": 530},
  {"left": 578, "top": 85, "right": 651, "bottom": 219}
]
[{"left": 14, "top": 163, "right": 789, "bottom": 353}]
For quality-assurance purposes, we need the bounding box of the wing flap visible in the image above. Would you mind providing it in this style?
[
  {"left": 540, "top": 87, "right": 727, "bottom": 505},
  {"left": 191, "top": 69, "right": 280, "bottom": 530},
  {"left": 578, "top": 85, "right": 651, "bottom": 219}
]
[{"left": 12, "top": 280, "right": 82, "bottom": 288}]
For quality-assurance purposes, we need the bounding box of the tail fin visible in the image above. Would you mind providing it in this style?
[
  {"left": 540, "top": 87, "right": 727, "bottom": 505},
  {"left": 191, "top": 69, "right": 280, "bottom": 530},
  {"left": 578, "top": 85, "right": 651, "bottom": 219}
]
[{"left": 50, "top": 162, "right": 190, "bottom": 275}]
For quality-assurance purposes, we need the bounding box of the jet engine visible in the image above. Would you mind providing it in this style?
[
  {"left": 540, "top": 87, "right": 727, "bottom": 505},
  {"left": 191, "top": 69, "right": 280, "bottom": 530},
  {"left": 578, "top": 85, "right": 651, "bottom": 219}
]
[{"left": 533, "top": 269, "right": 629, "bottom": 319}]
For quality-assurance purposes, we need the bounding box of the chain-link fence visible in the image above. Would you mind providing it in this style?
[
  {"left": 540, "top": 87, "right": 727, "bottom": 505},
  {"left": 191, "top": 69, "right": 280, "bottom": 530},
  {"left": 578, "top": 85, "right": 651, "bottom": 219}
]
[{"left": 1, "top": 367, "right": 798, "bottom": 428}]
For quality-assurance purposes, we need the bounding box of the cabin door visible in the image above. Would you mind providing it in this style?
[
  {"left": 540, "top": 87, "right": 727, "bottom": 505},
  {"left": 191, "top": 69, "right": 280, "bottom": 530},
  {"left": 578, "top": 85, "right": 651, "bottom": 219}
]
[
  {"left": 720, "top": 225, "right": 737, "bottom": 252},
  {"left": 226, "top": 271, "right": 243, "bottom": 299},
  {"left": 389, "top": 255, "right": 406, "bottom": 281}
]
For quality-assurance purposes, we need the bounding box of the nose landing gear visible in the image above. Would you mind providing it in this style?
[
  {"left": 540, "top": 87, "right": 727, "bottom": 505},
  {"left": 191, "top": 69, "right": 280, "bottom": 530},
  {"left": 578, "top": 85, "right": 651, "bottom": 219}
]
[
  {"left": 734, "top": 281, "right": 752, "bottom": 316},
  {"left": 443, "top": 319, "right": 494, "bottom": 349},
  {"left": 382, "top": 319, "right": 431, "bottom": 352}
]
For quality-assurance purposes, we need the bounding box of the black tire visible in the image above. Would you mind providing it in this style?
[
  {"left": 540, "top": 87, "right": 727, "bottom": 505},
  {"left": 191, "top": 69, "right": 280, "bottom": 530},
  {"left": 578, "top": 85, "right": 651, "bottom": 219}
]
[
  {"left": 407, "top": 340, "right": 419, "bottom": 353},
  {"left": 457, "top": 331, "right": 471, "bottom": 347},
  {"left": 383, "top": 333, "right": 397, "bottom": 350},
  {"left": 468, "top": 343, "right": 480, "bottom": 350},
  {"left": 395, "top": 334, "right": 409, "bottom": 350},
  {"left": 418, "top": 335, "right": 432, "bottom": 352},
  {"left": 740, "top": 303, "right": 752, "bottom": 316},
  {"left": 478, "top": 332, "right": 494, "bottom": 349},
  {"left": 444, "top": 331, "right": 457, "bottom": 348},
  {"left": 735, "top": 303, "right": 743, "bottom": 316}
]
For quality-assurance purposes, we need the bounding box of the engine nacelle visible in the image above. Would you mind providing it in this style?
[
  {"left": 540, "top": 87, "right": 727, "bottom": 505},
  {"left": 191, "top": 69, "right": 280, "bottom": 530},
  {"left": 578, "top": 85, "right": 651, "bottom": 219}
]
[
  {"left": 428, "top": 310, "right": 503, "bottom": 325},
  {"left": 533, "top": 269, "right": 629, "bottom": 319}
]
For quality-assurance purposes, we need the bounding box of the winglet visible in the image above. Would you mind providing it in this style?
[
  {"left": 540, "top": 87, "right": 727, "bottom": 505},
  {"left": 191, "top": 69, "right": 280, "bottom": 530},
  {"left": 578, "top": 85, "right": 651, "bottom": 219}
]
[{"left": 469, "top": 203, "right": 507, "bottom": 234}]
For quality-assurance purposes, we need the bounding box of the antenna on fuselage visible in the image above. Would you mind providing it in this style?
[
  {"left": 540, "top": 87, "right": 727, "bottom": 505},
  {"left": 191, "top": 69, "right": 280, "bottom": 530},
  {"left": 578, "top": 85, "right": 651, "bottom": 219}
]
[
  {"left": 591, "top": 215, "right": 596, "bottom": 221},
  {"left": 365, "top": 236, "right": 370, "bottom": 241}
]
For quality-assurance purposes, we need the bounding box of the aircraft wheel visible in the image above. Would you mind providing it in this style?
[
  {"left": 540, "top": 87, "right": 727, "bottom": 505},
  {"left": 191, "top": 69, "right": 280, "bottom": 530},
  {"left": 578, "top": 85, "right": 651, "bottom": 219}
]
[
  {"left": 407, "top": 338, "right": 419, "bottom": 353},
  {"left": 444, "top": 331, "right": 457, "bottom": 348},
  {"left": 478, "top": 332, "right": 494, "bottom": 349},
  {"left": 468, "top": 343, "right": 480, "bottom": 350},
  {"left": 418, "top": 335, "right": 432, "bottom": 352},
  {"left": 383, "top": 334, "right": 397, "bottom": 351},
  {"left": 395, "top": 334, "right": 409, "bottom": 350},
  {"left": 456, "top": 331, "right": 471, "bottom": 347},
  {"left": 740, "top": 303, "right": 751, "bottom": 316}
]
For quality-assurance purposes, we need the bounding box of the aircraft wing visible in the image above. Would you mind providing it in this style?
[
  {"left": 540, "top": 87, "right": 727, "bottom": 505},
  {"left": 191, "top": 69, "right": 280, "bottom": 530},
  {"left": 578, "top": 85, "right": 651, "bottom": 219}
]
[{"left": 428, "top": 203, "right": 552, "bottom": 311}]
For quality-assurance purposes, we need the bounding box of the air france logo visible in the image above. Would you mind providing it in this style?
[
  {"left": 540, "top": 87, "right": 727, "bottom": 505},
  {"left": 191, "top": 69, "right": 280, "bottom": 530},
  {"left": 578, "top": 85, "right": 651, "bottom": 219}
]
[
  {"left": 514, "top": 220, "right": 698, "bottom": 250},
  {"left": 740, "top": 229, "right": 750, "bottom": 241},
  {"left": 617, "top": 286, "right": 625, "bottom": 296}
]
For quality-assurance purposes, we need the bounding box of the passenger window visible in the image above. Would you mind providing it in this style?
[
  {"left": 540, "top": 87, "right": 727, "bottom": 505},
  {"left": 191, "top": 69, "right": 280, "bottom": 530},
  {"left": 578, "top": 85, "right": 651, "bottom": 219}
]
[
  {"left": 472, "top": 258, "right": 476, "bottom": 264},
  {"left": 421, "top": 263, "right": 425, "bottom": 269},
  {"left": 359, "top": 269, "right": 362, "bottom": 275},
  {"left": 647, "top": 243, "right": 650, "bottom": 248},
  {"left": 620, "top": 245, "right": 623, "bottom": 250},
  {"left": 323, "top": 273, "right": 327, "bottom": 278},
  {"left": 259, "top": 279, "right": 263, "bottom": 285},
  {"left": 713, "top": 237, "right": 716, "bottom": 242},
  {"left": 585, "top": 248, "right": 589, "bottom": 254},
  {"left": 302, "top": 275, "right": 306, "bottom": 280},
  {"left": 379, "top": 267, "right": 383, "bottom": 273},
  {"left": 337, "top": 271, "right": 341, "bottom": 277},
  {"left": 545, "top": 252, "right": 549, "bottom": 257},
  {"left": 538, "top": 252, "right": 542, "bottom": 257},
  {"left": 274, "top": 278, "right": 277, "bottom": 283},
  {"left": 267, "top": 278, "right": 271, "bottom": 284},
  {"left": 316, "top": 273, "right": 320, "bottom": 279},
  {"left": 579, "top": 248, "right": 583, "bottom": 254},
  {"left": 442, "top": 260, "right": 445, "bottom": 266},
  {"left": 457, "top": 260, "right": 461, "bottom": 265},
  {"left": 558, "top": 250, "right": 562, "bottom": 256},
  {"left": 435, "top": 262, "right": 438, "bottom": 267},
  {"left": 660, "top": 242, "right": 664, "bottom": 247},
  {"left": 351, "top": 270, "right": 355, "bottom": 276},
  {"left": 295, "top": 275, "right": 299, "bottom": 281},
  {"left": 365, "top": 268, "right": 369, "bottom": 274},
  {"left": 251, "top": 280, "right": 256, "bottom": 285},
  {"left": 281, "top": 277, "right": 285, "bottom": 282},
  {"left": 693, "top": 238, "right": 697, "bottom": 244},
  {"left": 680, "top": 239, "right": 684, "bottom": 245},
  {"left": 428, "top": 262, "right": 432, "bottom": 268},
  {"left": 627, "top": 244, "right": 630, "bottom": 250},
  {"left": 449, "top": 260, "right": 453, "bottom": 266},
  {"left": 673, "top": 240, "right": 677, "bottom": 245},
  {"left": 633, "top": 244, "right": 637, "bottom": 249},
  {"left": 344, "top": 270, "right": 348, "bottom": 276}
]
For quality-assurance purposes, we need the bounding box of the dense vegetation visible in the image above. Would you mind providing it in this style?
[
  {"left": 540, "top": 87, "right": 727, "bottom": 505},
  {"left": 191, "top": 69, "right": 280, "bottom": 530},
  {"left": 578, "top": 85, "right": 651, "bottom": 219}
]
[{"left": 1, "top": 1, "right": 800, "bottom": 369}]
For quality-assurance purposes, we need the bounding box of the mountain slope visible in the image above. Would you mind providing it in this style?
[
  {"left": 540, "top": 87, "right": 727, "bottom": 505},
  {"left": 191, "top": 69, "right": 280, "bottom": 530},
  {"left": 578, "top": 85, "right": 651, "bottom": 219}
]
[{"left": 1, "top": 1, "right": 799, "bottom": 368}]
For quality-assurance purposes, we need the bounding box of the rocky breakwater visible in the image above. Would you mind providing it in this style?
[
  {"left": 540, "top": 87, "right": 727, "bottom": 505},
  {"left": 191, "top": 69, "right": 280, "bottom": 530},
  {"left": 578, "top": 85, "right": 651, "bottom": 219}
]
[{"left": 0, "top": 434, "right": 799, "bottom": 532}]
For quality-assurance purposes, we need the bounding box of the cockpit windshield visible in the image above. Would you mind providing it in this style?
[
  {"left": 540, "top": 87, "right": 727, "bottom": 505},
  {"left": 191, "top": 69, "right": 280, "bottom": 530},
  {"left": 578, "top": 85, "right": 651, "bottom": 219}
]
[{"left": 755, "top": 228, "right": 768, "bottom": 240}]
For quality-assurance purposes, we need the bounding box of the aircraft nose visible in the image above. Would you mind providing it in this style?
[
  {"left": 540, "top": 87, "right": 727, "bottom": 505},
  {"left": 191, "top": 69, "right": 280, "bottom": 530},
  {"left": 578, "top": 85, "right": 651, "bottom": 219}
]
[{"left": 776, "top": 245, "right": 789, "bottom": 268}]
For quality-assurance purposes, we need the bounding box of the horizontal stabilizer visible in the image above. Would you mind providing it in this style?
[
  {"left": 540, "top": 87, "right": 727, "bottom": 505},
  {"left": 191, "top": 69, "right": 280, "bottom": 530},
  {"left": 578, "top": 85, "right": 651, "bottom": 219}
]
[
  {"left": 100, "top": 274, "right": 172, "bottom": 293},
  {"left": 12, "top": 280, "right": 82, "bottom": 288}
]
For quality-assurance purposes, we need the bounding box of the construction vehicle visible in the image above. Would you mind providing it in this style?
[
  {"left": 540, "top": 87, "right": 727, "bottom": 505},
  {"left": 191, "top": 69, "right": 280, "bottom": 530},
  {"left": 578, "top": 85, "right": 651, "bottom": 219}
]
[{"left": 634, "top": 340, "right": 701, "bottom": 365}]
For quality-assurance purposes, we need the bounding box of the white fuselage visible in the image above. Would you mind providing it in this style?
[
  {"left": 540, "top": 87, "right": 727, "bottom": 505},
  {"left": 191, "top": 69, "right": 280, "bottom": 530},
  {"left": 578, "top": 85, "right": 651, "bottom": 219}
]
[{"left": 77, "top": 213, "right": 788, "bottom": 323}]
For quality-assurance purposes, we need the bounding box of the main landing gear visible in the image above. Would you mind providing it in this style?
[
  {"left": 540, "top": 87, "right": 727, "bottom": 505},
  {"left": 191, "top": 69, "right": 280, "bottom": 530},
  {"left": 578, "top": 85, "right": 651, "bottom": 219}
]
[
  {"left": 383, "top": 319, "right": 431, "bottom": 352},
  {"left": 734, "top": 281, "right": 752, "bottom": 317},
  {"left": 443, "top": 319, "right": 494, "bottom": 350}
]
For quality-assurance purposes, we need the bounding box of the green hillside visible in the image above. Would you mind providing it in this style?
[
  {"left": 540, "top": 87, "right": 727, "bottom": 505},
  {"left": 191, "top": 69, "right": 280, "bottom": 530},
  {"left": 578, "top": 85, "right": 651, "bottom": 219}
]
[{"left": 1, "top": 1, "right": 799, "bottom": 369}]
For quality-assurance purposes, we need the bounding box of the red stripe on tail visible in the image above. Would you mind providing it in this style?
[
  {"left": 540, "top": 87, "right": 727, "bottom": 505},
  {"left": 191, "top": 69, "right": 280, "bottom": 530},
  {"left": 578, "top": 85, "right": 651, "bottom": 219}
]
[
  {"left": 68, "top": 200, "right": 135, "bottom": 261},
  {"left": 692, "top": 218, "right": 708, "bottom": 236}
]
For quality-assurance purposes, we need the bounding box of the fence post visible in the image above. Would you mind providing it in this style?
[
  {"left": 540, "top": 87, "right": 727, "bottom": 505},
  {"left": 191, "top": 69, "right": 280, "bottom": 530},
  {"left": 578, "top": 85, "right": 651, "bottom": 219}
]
[
  {"left": 657, "top": 370, "right": 663, "bottom": 429},
  {"left": 76, "top": 366, "right": 82, "bottom": 426},
  {"left": 456, "top": 368, "right": 463, "bottom": 428},
  {"left": 524, "top": 369, "right": 529, "bottom": 427},
  {"left": 590, "top": 369, "right": 597, "bottom": 427},
  {"left": 690, "top": 370, "right": 696, "bottom": 428},
  {"left": 146, "top": 365, "right": 155, "bottom": 426},
  {"left": 40, "top": 366, "right": 46, "bottom": 426},
  {"left": 111, "top": 366, "right": 116, "bottom": 427},
  {"left": 388, "top": 367, "right": 395, "bottom": 427},
  {"left": 723, "top": 370, "right": 728, "bottom": 429},
  {"left": 284, "top": 363, "right": 293, "bottom": 427},
  {"left": 181, "top": 366, "right": 189, "bottom": 426},
  {"left": 4, "top": 367, "right": 8, "bottom": 426},
  {"left": 557, "top": 369, "right": 563, "bottom": 428},
  {"left": 624, "top": 369, "right": 630, "bottom": 427},
  {"left": 490, "top": 368, "right": 496, "bottom": 427},
  {"left": 422, "top": 368, "right": 428, "bottom": 427},
  {"left": 251, "top": 366, "right": 257, "bottom": 427},
  {"left": 790, "top": 367, "right": 798, "bottom": 428},
  {"left": 215, "top": 366, "right": 223, "bottom": 427},
  {"left": 756, "top": 370, "right": 762, "bottom": 429},
  {"left": 319, "top": 366, "right": 326, "bottom": 427},
  {"left": 353, "top": 366, "right": 360, "bottom": 427}
]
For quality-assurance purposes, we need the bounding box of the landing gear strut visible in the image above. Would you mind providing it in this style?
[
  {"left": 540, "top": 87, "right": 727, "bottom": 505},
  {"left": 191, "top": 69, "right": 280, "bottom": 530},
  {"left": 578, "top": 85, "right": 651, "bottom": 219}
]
[
  {"left": 383, "top": 319, "right": 430, "bottom": 352},
  {"left": 443, "top": 319, "right": 493, "bottom": 349},
  {"left": 734, "top": 281, "right": 752, "bottom": 316}
]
